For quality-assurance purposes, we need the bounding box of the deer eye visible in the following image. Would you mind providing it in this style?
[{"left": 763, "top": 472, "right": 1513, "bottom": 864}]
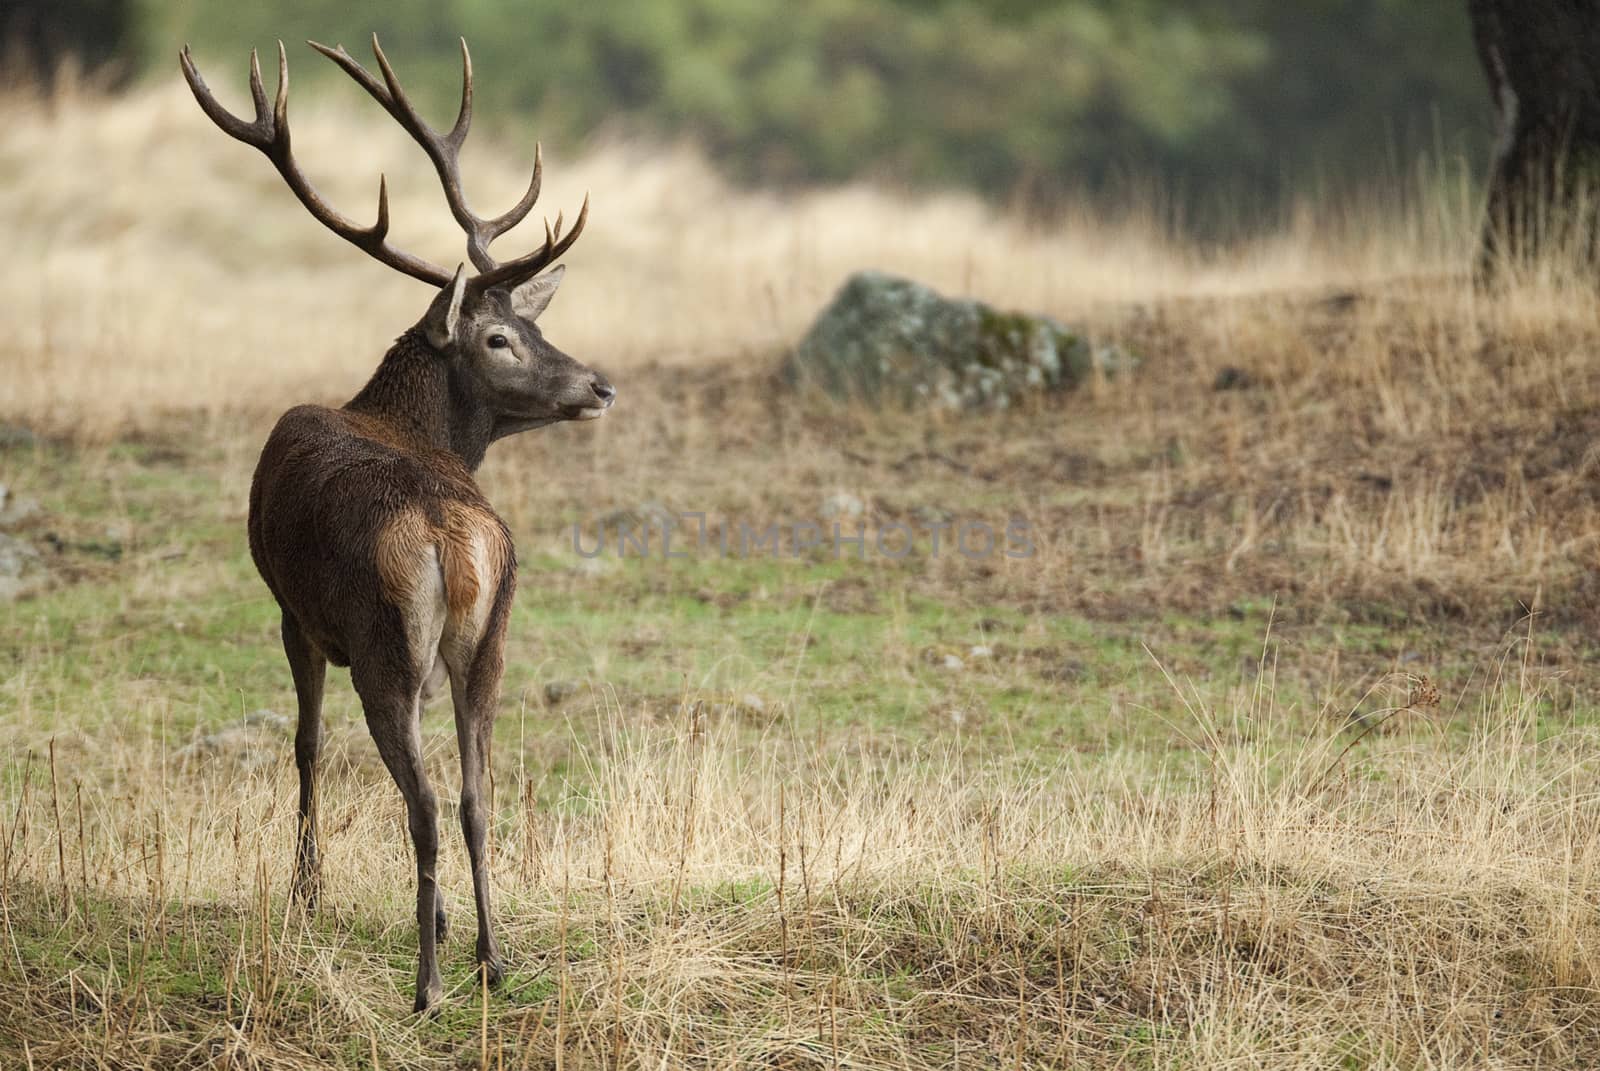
[{"left": 487, "top": 333, "right": 510, "bottom": 349}]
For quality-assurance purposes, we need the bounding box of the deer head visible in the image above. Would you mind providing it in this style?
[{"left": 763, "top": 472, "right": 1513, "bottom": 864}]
[
  {"left": 421, "top": 263, "right": 615, "bottom": 439},
  {"left": 179, "top": 36, "right": 615, "bottom": 437}
]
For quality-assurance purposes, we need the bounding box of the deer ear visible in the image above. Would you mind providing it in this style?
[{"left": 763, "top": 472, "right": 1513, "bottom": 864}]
[
  {"left": 510, "top": 265, "right": 565, "bottom": 321},
  {"left": 421, "top": 265, "right": 468, "bottom": 349}
]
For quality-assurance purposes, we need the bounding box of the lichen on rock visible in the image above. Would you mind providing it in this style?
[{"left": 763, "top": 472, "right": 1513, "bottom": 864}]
[{"left": 783, "top": 270, "right": 1132, "bottom": 409}]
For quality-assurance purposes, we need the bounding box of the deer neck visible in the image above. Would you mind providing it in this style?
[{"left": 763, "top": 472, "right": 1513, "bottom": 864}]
[{"left": 344, "top": 329, "right": 496, "bottom": 471}]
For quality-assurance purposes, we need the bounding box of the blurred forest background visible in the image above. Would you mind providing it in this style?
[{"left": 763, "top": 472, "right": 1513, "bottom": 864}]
[{"left": 6, "top": 0, "right": 1487, "bottom": 227}]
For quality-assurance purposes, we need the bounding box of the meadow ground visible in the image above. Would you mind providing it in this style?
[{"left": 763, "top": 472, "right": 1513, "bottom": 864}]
[{"left": 4, "top": 81, "right": 1600, "bottom": 1069}]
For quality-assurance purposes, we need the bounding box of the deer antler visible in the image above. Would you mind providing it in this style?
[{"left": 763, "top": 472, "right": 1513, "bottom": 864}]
[
  {"left": 179, "top": 42, "right": 455, "bottom": 287},
  {"left": 180, "top": 37, "right": 587, "bottom": 293}
]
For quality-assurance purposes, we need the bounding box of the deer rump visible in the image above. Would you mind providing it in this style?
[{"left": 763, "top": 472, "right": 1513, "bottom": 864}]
[{"left": 248, "top": 404, "right": 514, "bottom": 674}]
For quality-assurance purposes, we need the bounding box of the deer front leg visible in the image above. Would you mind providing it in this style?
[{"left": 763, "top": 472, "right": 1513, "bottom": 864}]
[{"left": 282, "top": 615, "right": 327, "bottom": 909}]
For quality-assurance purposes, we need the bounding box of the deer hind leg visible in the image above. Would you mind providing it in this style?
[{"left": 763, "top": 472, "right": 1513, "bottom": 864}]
[
  {"left": 446, "top": 634, "right": 507, "bottom": 987},
  {"left": 358, "top": 679, "right": 445, "bottom": 1013},
  {"left": 421, "top": 653, "right": 449, "bottom": 702},
  {"left": 419, "top": 649, "right": 452, "bottom": 942},
  {"left": 282, "top": 614, "right": 327, "bottom": 909},
  {"left": 441, "top": 519, "right": 513, "bottom": 987},
  {"left": 367, "top": 530, "right": 452, "bottom": 1011}
]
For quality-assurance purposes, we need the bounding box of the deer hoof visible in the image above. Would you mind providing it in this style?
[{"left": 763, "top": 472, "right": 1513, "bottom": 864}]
[
  {"left": 435, "top": 905, "right": 449, "bottom": 942},
  {"left": 479, "top": 956, "right": 505, "bottom": 989},
  {"left": 414, "top": 979, "right": 445, "bottom": 1015}
]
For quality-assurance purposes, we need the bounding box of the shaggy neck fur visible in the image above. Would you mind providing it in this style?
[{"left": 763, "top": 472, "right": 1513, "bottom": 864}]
[{"left": 344, "top": 329, "right": 496, "bottom": 471}]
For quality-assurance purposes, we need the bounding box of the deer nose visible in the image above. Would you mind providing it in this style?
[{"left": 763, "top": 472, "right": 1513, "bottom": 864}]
[{"left": 590, "top": 378, "right": 616, "bottom": 406}]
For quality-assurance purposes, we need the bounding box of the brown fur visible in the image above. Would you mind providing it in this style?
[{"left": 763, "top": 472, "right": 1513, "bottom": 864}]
[{"left": 373, "top": 502, "right": 508, "bottom": 623}]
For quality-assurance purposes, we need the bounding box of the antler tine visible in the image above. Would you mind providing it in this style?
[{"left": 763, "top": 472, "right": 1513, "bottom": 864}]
[
  {"left": 488, "top": 144, "right": 543, "bottom": 239},
  {"left": 376, "top": 36, "right": 496, "bottom": 257},
  {"left": 448, "top": 37, "right": 473, "bottom": 146},
  {"left": 304, "top": 39, "right": 389, "bottom": 105},
  {"left": 310, "top": 35, "right": 552, "bottom": 275},
  {"left": 248, "top": 48, "right": 271, "bottom": 125},
  {"left": 269, "top": 42, "right": 290, "bottom": 140},
  {"left": 374, "top": 175, "right": 391, "bottom": 238},
  {"left": 180, "top": 45, "right": 263, "bottom": 144},
  {"left": 368, "top": 34, "right": 439, "bottom": 145},
  {"left": 469, "top": 192, "right": 588, "bottom": 294},
  {"left": 178, "top": 43, "right": 453, "bottom": 287}
]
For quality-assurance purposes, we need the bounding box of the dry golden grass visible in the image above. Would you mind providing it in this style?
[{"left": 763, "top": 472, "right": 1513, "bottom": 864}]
[
  {"left": 6, "top": 648, "right": 1600, "bottom": 1068},
  {"left": 0, "top": 81, "right": 1474, "bottom": 431},
  {"left": 4, "top": 82, "right": 1600, "bottom": 1069}
]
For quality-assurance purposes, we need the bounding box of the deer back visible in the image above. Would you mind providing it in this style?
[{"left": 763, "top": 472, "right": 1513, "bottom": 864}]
[{"left": 248, "top": 404, "right": 513, "bottom": 672}]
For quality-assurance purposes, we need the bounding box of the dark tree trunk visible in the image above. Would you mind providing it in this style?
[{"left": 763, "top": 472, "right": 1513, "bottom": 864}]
[
  {"left": 1471, "top": 0, "right": 1600, "bottom": 274},
  {"left": 1, "top": 0, "right": 133, "bottom": 87}
]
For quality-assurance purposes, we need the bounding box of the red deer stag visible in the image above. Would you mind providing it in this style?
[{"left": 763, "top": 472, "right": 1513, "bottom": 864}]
[{"left": 180, "top": 36, "right": 614, "bottom": 1012}]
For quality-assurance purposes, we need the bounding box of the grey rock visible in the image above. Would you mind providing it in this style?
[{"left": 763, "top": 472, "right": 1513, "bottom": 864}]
[
  {"left": 544, "top": 679, "right": 586, "bottom": 706},
  {"left": 599, "top": 501, "right": 677, "bottom": 531},
  {"left": 783, "top": 271, "right": 1134, "bottom": 409},
  {"left": 706, "top": 692, "right": 772, "bottom": 722},
  {"left": 820, "top": 491, "right": 865, "bottom": 520},
  {"left": 176, "top": 715, "right": 290, "bottom": 771},
  {"left": 1096, "top": 344, "right": 1139, "bottom": 378},
  {"left": 0, "top": 492, "right": 40, "bottom": 529},
  {"left": 244, "top": 709, "right": 290, "bottom": 732},
  {"left": 0, "top": 424, "right": 37, "bottom": 450},
  {"left": 0, "top": 532, "right": 41, "bottom": 601}
]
